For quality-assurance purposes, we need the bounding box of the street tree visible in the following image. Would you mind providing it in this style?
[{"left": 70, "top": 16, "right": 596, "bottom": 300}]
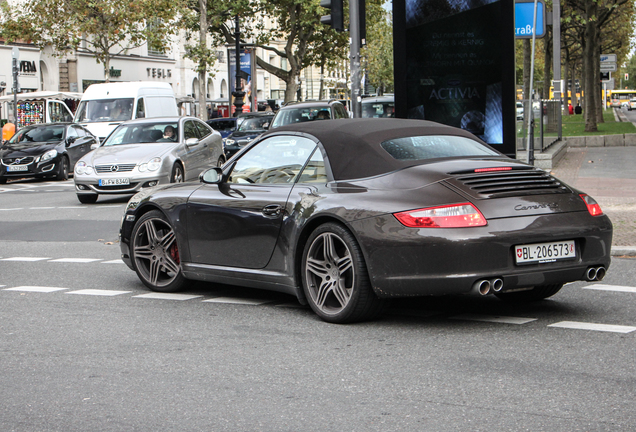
[
  {"left": 362, "top": 3, "right": 393, "bottom": 95},
  {"left": 1, "top": 0, "right": 183, "bottom": 82},
  {"left": 207, "top": 0, "right": 348, "bottom": 103}
]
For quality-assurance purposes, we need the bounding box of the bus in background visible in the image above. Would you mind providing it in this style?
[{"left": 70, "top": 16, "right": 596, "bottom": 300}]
[{"left": 609, "top": 89, "right": 636, "bottom": 108}]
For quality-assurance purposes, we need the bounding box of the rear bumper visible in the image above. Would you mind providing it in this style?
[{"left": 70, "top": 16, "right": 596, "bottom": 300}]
[{"left": 351, "top": 212, "right": 613, "bottom": 298}]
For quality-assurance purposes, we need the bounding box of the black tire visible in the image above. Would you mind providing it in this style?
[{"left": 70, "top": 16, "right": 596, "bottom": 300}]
[
  {"left": 55, "top": 156, "right": 69, "bottom": 181},
  {"left": 495, "top": 283, "right": 564, "bottom": 302},
  {"left": 0, "top": 177, "right": 6, "bottom": 185},
  {"left": 170, "top": 164, "right": 184, "bottom": 183},
  {"left": 77, "top": 194, "right": 98, "bottom": 204},
  {"left": 301, "top": 222, "right": 386, "bottom": 323},
  {"left": 217, "top": 156, "right": 226, "bottom": 167},
  {"left": 131, "top": 210, "right": 187, "bottom": 293}
]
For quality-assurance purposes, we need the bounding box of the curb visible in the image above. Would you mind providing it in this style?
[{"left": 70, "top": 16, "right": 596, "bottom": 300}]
[{"left": 611, "top": 246, "right": 636, "bottom": 257}]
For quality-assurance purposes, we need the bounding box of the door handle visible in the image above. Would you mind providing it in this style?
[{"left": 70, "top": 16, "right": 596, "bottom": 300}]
[{"left": 262, "top": 204, "right": 282, "bottom": 216}]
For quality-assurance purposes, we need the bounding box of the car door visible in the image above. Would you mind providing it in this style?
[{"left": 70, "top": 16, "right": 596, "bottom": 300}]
[
  {"left": 194, "top": 119, "right": 217, "bottom": 165},
  {"left": 65, "top": 125, "right": 95, "bottom": 166},
  {"left": 181, "top": 119, "right": 206, "bottom": 180},
  {"left": 186, "top": 135, "right": 317, "bottom": 269}
]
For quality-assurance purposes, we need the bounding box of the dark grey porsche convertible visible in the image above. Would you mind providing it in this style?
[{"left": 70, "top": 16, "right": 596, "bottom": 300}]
[{"left": 119, "top": 119, "right": 613, "bottom": 323}]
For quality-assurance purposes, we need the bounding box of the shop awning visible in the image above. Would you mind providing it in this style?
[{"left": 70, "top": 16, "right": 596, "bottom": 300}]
[{"left": 0, "top": 91, "right": 83, "bottom": 102}]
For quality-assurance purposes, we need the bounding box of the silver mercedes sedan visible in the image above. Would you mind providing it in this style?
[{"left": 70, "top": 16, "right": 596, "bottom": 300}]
[{"left": 73, "top": 116, "right": 224, "bottom": 204}]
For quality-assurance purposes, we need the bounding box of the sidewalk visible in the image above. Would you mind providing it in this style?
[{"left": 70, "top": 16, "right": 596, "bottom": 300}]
[{"left": 550, "top": 146, "right": 636, "bottom": 256}]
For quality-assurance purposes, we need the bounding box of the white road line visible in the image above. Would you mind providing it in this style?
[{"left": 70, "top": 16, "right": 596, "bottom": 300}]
[
  {"left": 584, "top": 284, "right": 636, "bottom": 294},
  {"left": 66, "top": 289, "right": 131, "bottom": 296},
  {"left": 1, "top": 257, "right": 51, "bottom": 261},
  {"left": 101, "top": 259, "right": 125, "bottom": 264},
  {"left": 98, "top": 205, "right": 125, "bottom": 208},
  {"left": 203, "top": 297, "right": 272, "bottom": 305},
  {"left": 29, "top": 207, "right": 56, "bottom": 209},
  {"left": 0, "top": 208, "right": 24, "bottom": 211},
  {"left": 57, "top": 206, "right": 87, "bottom": 209},
  {"left": 449, "top": 313, "right": 538, "bottom": 325},
  {"left": 48, "top": 258, "right": 103, "bottom": 263},
  {"left": 548, "top": 321, "right": 636, "bottom": 333},
  {"left": 4, "top": 286, "right": 68, "bottom": 293},
  {"left": 133, "top": 293, "right": 203, "bottom": 301}
]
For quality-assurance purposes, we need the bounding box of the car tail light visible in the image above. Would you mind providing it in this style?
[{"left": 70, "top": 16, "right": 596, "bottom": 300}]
[
  {"left": 394, "top": 203, "right": 487, "bottom": 228},
  {"left": 580, "top": 194, "right": 603, "bottom": 216}
]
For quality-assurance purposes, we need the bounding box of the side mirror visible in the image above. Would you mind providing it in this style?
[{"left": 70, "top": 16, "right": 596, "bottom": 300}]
[
  {"left": 200, "top": 167, "right": 223, "bottom": 184},
  {"left": 185, "top": 137, "right": 199, "bottom": 147},
  {"left": 66, "top": 136, "right": 77, "bottom": 146},
  {"left": 90, "top": 143, "right": 99, "bottom": 150},
  {"left": 263, "top": 122, "right": 270, "bottom": 130}
]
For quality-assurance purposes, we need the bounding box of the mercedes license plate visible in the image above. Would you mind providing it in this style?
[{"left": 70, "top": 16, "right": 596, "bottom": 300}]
[
  {"left": 7, "top": 165, "right": 28, "bottom": 172},
  {"left": 99, "top": 178, "right": 130, "bottom": 186},
  {"left": 515, "top": 240, "right": 576, "bottom": 264}
]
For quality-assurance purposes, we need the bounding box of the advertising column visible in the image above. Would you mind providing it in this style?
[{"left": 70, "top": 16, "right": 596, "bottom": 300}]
[
  {"left": 228, "top": 47, "right": 257, "bottom": 114},
  {"left": 393, "top": 0, "right": 515, "bottom": 156}
]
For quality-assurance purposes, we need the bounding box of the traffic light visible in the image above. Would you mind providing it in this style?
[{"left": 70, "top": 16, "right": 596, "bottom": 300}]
[
  {"left": 625, "top": 73, "right": 629, "bottom": 81},
  {"left": 320, "top": 0, "right": 344, "bottom": 32}
]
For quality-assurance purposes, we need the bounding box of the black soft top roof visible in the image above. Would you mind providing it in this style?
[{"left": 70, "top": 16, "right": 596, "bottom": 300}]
[{"left": 264, "top": 118, "right": 501, "bottom": 181}]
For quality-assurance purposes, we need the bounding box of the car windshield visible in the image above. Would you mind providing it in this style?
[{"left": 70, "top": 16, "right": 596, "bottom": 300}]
[
  {"left": 74, "top": 98, "right": 134, "bottom": 123},
  {"left": 362, "top": 102, "right": 395, "bottom": 118},
  {"left": 209, "top": 120, "right": 236, "bottom": 131},
  {"left": 103, "top": 122, "right": 179, "bottom": 146},
  {"left": 271, "top": 107, "right": 331, "bottom": 128},
  {"left": 238, "top": 117, "right": 271, "bottom": 132},
  {"left": 381, "top": 135, "right": 498, "bottom": 161},
  {"left": 8, "top": 125, "right": 66, "bottom": 144}
]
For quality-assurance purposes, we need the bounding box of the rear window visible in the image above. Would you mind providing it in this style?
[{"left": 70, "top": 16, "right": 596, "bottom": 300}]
[{"left": 381, "top": 135, "right": 498, "bottom": 161}]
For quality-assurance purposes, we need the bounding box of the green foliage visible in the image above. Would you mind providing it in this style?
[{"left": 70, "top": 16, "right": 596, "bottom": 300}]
[
  {"left": 363, "top": 5, "right": 393, "bottom": 94},
  {"left": 1, "top": 0, "right": 185, "bottom": 79}
]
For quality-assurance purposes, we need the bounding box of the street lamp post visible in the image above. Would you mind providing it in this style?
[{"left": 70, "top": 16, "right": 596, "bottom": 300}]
[{"left": 232, "top": 15, "right": 245, "bottom": 114}]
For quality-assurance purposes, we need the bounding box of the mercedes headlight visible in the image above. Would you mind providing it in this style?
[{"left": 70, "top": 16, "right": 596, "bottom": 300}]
[
  {"left": 147, "top": 157, "right": 162, "bottom": 172},
  {"left": 225, "top": 138, "right": 235, "bottom": 146},
  {"left": 75, "top": 161, "right": 93, "bottom": 175}
]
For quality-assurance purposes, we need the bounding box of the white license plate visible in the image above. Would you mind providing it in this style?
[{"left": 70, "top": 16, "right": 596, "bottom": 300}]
[
  {"left": 515, "top": 240, "right": 576, "bottom": 264},
  {"left": 99, "top": 178, "right": 130, "bottom": 186},
  {"left": 7, "top": 165, "right": 28, "bottom": 172}
]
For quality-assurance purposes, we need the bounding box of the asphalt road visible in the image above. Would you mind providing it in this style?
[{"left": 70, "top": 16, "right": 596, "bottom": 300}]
[{"left": 1, "top": 179, "right": 635, "bottom": 431}]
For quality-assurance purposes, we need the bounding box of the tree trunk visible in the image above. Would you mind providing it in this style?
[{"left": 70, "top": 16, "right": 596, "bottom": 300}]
[
  {"left": 197, "top": 0, "right": 208, "bottom": 119},
  {"left": 543, "top": 27, "right": 552, "bottom": 100},
  {"left": 563, "top": 52, "right": 570, "bottom": 115},
  {"left": 583, "top": 1, "right": 598, "bottom": 132},
  {"left": 523, "top": 39, "right": 532, "bottom": 119},
  {"left": 319, "top": 63, "right": 325, "bottom": 100},
  {"left": 594, "top": 36, "right": 603, "bottom": 123}
]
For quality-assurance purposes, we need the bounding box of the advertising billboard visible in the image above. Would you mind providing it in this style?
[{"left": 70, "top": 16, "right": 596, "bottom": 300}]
[
  {"left": 228, "top": 47, "right": 257, "bottom": 114},
  {"left": 393, "top": 0, "right": 516, "bottom": 156}
]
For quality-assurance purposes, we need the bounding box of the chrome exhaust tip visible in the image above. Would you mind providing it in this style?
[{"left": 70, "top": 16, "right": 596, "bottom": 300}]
[
  {"left": 595, "top": 266, "right": 606, "bottom": 281},
  {"left": 586, "top": 267, "right": 598, "bottom": 281},
  {"left": 490, "top": 278, "right": 504, "bottom": 292},
  {"left": 472, "top": 279, "right": 491, "bottom": 296}
]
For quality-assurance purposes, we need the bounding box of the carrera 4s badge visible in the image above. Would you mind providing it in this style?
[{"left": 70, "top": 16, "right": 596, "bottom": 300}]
[{"left": 514, "top": 203, "right": 559, "bottom": 211}]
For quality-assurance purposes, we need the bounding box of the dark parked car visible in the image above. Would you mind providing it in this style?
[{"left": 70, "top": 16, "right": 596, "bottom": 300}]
[
  {"left": 269, "top": 100, "right": 349, "bottom": 129},
  {"left": 206, "top": 117, "right": 237, "bottom": 138},
  {"left": 223, "top": 112, "right": 274, "bottom": 159},
  {"left": 0, "top": 122, "right": 97, "bottom": 184},
  {"left": 119, "top": 119, "right": 613, "bottom": 324}
]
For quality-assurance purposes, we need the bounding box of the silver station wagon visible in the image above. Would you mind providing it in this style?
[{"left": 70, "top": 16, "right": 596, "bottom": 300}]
[{"left": 74, "top": 116, "right": 224, "bottom": 204}]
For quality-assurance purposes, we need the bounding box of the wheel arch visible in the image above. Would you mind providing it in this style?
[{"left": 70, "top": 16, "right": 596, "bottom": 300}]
[{"left": 292, "top": 214, "right": 367, "bottom": 304}]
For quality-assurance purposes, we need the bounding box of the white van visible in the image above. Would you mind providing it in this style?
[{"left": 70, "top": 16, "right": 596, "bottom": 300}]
[{"left": 74, "top": 82, "right": 178, "bottom": 141}]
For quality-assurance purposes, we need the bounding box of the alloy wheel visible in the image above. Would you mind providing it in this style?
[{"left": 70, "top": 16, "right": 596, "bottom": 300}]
[
  {"left": 133, "top": 216, "right": 181, "bottom": 289},
  {"left": 304, "top": 232, "right": 355, "bottom": 316}
]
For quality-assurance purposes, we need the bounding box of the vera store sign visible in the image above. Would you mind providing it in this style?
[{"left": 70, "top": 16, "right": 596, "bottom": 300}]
[{"left": 19, "top": 60, "right": 37, "bottom": 76}]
